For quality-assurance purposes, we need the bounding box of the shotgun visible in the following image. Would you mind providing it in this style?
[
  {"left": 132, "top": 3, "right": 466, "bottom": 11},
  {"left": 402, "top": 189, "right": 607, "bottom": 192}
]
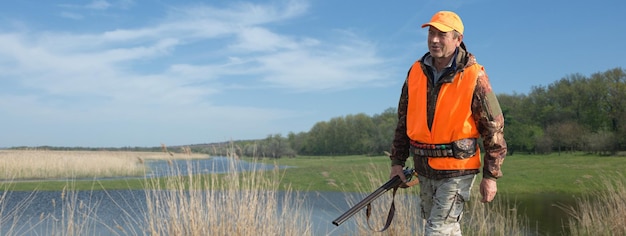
[{"left": 331, "top": 168, "right": 417, "bottom": 229}]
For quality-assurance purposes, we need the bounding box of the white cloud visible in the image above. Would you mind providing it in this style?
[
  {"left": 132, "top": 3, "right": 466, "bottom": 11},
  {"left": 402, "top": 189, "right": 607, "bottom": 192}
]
[
  {"left": 86, "top": 0, "right": 112, "bottom": 10},
  {"left": 229, "top": 27, "right": 300, "bottom": 52},
  {"left": 59, "top": 0, "right": 130, "bottom": 10},
  {"left": 59, "top": 12, "right": 84, "bottom": 20},
  {"left": 172, "top": 0, "right": 308, "bottom": 25},
  {"left": 0, "top": 0, "right": 396, "bottom": 146},
  {"left": 1, "top": 0, "right": 392, "bottom": 101}
]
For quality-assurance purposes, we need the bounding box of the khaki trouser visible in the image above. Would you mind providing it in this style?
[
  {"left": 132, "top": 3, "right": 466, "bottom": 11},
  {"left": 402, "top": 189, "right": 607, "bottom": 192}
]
[{"left": 418, "top": 174, "right": 476, "bottom": 236}]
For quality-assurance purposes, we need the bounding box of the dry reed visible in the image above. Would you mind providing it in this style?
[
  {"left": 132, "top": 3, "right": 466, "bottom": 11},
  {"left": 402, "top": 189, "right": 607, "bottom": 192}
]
[
  {"left": 462, "top": 190, "right": 536, "bottom": 236},
  {"left": 343, "top": 164, "right": 536, "bottom": 235},
  {"left": 6, "top": 150, "right": 625, "bottom": 235},
  {"left": 0, "top": 150, "right": 312, "bottom": 235},
  {"left": 558, "top": 172, "right": 626, "bottom": 235},
  {"left": 0, "top": 184, "right": 38, "bottom": 235},
  {"left": 0, "top": 150, "right": 206, "bottom": 180},
  {"left": 141, "top": 154, "right": 312, "bottom": 235}
]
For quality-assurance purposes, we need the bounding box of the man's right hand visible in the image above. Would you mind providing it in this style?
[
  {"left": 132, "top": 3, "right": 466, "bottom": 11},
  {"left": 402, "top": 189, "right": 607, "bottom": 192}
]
[{"left": 390, "top": 165, "right": 408, "bottom": 188}]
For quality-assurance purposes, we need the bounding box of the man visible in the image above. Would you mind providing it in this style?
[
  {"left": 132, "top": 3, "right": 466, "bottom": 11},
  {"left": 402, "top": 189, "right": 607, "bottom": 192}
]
[{"left": 389, "top": 11, "right": 507, "bottom": 235}]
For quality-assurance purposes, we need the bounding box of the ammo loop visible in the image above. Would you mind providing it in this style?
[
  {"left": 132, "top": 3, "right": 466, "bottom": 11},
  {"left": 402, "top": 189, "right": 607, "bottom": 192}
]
[{"left": 410, "top": 141, "right": 454, "bottom": 157}]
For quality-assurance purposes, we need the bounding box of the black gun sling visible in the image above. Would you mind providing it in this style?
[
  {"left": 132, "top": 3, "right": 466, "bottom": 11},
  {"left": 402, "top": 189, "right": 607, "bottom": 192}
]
[{"left": 365, "top": 186, "right": 399, "bottom": 232}]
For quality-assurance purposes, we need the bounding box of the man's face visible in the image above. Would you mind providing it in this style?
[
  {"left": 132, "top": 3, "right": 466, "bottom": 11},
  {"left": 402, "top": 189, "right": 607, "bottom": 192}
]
[{"left": 427, "top": 27, "right": 462, "bottom": 59}]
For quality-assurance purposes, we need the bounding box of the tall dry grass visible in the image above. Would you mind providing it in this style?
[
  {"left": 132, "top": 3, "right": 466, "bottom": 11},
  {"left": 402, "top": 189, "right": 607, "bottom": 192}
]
[
  {"left": 342, "top": 163, "right": 423, "bottom": 235},
  {"left": 558, "top": 172, "right": 626, "bottom": 236},
  {"left": 44, "top": 184, "right": 105, "bottom": 236},
  {"left": 3, "top": 150, "right": 625, "bottom": 235},
  {"left": 462, "top": 191, "right": 536, "bottom": 236},
  {"left": 0, "top": 184, "right": 37, "bottom": 235},
  {"left": 141, "top": 155, "right": 311, "bottom": 235},
  {"left": 0, "top": 150, "right": 206, "bottom": 180},
  {"left": 343, "top": 164, "right": 536, "bottom": 235},
  {"left": 1, "top": 150, "right": 311, "bottom": 235},
  {"left": 1, "top": 183, "right": 90, "bottom": 235}
]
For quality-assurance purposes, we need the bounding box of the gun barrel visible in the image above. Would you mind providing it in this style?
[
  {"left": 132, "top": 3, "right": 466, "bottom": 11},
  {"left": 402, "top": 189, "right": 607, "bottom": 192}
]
[{"left": 331, "top": 175, "right": 402, "bottom": 226}]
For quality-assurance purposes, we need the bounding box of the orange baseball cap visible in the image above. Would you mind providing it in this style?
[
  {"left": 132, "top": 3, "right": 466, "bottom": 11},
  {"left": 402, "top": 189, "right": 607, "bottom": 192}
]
[{"left": 421, "top": 11, "right": 464, "bottom": 35}]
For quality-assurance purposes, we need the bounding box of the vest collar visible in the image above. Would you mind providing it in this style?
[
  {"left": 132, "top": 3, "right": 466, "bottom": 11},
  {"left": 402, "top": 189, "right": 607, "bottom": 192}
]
[{"left": 423, "top": 48, "right": 458, "bottom": 72}]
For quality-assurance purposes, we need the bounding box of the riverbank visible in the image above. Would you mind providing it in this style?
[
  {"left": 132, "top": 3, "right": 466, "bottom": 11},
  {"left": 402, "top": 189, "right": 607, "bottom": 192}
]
[
  {"left": 1, "top": 151, "right": 624, "bottom": 235},
  {"left": 4, "top": 150, "right": 621, "bottom": 194}
]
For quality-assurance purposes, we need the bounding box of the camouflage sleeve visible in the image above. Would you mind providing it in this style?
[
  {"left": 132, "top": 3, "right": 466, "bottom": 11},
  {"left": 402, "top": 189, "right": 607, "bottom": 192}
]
[
  {"left": 389, "top": 77, "right": 411, "bottom": 167},
  {"left": 472, "top": 67, "right": 507, "bottom": 179}
]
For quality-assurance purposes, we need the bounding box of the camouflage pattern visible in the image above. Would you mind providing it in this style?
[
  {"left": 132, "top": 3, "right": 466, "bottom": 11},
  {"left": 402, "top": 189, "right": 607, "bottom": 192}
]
[
  {"left": 418, "top": 174, "right": 475, "bottom": 236},
  {"left": 390, "top": 42, "right": 507, "bottom": 180},
  {"left": 451, "top": 138, "right": 477, "bottom": 159}
]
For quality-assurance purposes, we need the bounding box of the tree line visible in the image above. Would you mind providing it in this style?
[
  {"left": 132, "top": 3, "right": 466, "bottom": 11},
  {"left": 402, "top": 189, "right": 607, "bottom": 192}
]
[
  {"left": 13, "top": 67, "right": 624, "bottom": 157},
  {"left": 499, "top": 67, "right": 625, "bottom": 155},
  {"left": 196, "top": 67, "right": 625, "bottom": 157}
]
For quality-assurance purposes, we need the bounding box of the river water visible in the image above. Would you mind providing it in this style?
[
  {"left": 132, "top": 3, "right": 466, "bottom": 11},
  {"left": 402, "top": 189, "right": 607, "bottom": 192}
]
[
  {"left": 0, "top": 157, "right": 360, "bottom": 236},
  {"left": 0, "top": 189, "right": 361, "bottom": 236},
  {"left": 1, "top": 157, "right": 571, "bottom": 235}
]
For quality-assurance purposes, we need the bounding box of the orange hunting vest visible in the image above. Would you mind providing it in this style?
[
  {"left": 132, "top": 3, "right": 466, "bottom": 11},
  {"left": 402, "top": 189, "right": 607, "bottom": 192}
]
[{"left": 406, "top": 61, "right": 482, "bottom": 170}]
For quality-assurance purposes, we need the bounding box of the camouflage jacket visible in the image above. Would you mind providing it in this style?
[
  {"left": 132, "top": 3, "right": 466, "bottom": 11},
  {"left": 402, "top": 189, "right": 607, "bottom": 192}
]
[{"left": 389, "top": 43, "right": 507, "bottom": 180}]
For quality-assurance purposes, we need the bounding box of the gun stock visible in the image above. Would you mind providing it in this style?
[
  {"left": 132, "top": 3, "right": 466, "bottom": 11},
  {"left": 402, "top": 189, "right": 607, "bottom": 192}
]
[{"left": 332, "top": 168, "right": 414, "bottom": 227}]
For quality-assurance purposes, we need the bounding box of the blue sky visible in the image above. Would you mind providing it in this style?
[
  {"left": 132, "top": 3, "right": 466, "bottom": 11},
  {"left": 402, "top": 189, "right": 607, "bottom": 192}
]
[{"left": 1, "top": 0, "right": 624, "bottom": 148}]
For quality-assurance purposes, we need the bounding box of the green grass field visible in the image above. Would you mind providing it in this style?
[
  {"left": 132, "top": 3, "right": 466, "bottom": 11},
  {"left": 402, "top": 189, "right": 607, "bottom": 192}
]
[
  {"left": 497, "top": 153, "right": 626, "bottom": 195},
  {"left": 254, "top": 153, "right": 626, "bottom": 195}
]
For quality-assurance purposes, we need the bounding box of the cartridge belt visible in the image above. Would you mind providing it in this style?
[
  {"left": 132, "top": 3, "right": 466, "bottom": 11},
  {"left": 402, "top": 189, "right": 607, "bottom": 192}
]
[
  {"left": 410, "top": 138, "right": 478, "bottom": 159},
  {"left": 410, "top": 141, "right": 454, "bottom": 157}
]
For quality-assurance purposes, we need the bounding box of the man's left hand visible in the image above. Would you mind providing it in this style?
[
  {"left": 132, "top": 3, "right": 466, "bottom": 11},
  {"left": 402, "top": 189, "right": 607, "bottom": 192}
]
[{"left": 480, "top": 178, "right": 497, "bottom": 203}]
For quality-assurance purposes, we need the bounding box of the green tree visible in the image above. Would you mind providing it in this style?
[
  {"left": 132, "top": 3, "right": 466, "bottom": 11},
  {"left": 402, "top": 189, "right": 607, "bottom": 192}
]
[{"left": 370, "top": 108, "right": 397, "bottom": 155}]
